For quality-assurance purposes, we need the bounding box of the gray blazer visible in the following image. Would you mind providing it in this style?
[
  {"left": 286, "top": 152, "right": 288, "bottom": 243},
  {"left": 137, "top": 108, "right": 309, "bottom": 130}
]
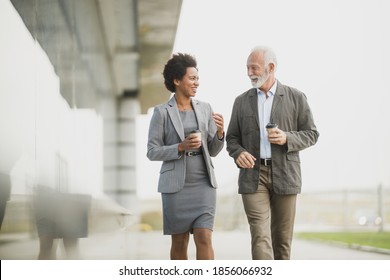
[
  {"left": 147, "top": 96, "right": 224, "bottom": 193},
  {"left": 226, "top": 81, "right": 319, "bottom": 195}
]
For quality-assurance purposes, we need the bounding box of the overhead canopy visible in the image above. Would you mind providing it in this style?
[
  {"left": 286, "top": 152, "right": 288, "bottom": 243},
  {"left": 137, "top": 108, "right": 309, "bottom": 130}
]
[{"left": 11, "top": 0, "right": 182, "bottom": 113}]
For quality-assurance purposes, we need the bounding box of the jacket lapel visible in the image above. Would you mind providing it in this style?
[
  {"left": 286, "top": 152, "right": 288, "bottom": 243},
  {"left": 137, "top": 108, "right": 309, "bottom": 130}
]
[
  {"left": 167, "top": 96, "right": 185, "bottom": 140},
  {"left": 271, "top": 80, "right": 284, "bottom": 123},
  {"left": 249, "top": 88, "right": 260, "bottom": 128},
  {"left": 192, "top": 99, "right": 205, "bottom": 132}
]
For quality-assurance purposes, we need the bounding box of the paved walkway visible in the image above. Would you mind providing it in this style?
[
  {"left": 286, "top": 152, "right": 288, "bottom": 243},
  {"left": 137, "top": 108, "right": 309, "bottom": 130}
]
[{"left": 1, "top": 229, "right": 390, "bottom": 260}]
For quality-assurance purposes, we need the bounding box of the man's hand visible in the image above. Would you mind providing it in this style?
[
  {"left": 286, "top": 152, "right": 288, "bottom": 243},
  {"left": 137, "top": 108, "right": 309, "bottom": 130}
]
[
  {"left": 268, "top": 128, "right": 287, "bottom": 145},
  {"left": 235, "top": 151, "right": 256, "bottom": 168}
]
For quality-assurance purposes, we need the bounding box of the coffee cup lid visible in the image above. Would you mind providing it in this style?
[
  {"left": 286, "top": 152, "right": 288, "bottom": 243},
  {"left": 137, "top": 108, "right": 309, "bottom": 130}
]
[{"left": 266, "top": 123, "right": 277, "bottom": 129}]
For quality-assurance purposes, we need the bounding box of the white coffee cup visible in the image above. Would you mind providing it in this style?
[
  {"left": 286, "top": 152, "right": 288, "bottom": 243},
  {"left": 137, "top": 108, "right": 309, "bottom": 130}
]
[{"left": 190, "top": 130, "right": 201, "bottom": 142}]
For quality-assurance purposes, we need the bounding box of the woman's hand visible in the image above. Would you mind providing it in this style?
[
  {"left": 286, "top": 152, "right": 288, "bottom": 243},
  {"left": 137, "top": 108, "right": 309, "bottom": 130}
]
[
  {"left": 178, "top": 134, "right": 202, "bottom": 152},
  {"left": 212, "top": 112, "right": 224, "bottom": 139}
]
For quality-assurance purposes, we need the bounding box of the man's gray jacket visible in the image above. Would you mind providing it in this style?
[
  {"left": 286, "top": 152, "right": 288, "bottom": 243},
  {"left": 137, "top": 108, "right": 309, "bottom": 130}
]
[{"left": 226, "top": 81, "right": 319, "bottom": 195}]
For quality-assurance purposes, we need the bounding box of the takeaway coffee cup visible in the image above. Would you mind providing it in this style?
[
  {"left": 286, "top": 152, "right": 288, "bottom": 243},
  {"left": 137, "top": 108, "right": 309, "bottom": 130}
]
[
  {"left": 187, "top": 130, "right": 202, "bottom": 152},
  {"left": 266, "top": 123, "right": 278, "bottom": 134},
  {"left": 189, "top": 130, "right": 201, "bottom": 142}
]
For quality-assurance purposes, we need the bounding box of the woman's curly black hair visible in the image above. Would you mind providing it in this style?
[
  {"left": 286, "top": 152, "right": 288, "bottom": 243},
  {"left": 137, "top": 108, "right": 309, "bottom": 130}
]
[{"left": 163, "top": 53, "right": 197, "bottom": 93}]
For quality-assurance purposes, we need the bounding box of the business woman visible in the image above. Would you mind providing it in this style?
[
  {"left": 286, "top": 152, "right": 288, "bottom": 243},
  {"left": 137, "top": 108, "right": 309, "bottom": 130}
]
[{"left": 147, "top": 53, "right": 224, "bottom": 260}]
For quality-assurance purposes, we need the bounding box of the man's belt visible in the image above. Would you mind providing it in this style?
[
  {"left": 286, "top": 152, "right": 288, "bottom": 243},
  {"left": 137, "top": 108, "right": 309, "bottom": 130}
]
[{"left": 260, "top": 158, "right": 272, "bottom": 166}]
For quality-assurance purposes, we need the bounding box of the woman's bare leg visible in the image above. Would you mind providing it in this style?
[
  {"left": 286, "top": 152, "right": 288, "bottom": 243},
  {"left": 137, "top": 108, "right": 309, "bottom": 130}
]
[
  {"left": 170, "top": 232, "right": 190, "bottom": 260},
  {"left": 193, "top": 228, "right": 214, "bottom": 260}
]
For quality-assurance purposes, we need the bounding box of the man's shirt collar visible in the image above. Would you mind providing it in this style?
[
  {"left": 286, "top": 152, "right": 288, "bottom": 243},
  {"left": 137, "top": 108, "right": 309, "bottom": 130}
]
[{"left": 256, "top": 80, "right": 277, "bottom": 97}]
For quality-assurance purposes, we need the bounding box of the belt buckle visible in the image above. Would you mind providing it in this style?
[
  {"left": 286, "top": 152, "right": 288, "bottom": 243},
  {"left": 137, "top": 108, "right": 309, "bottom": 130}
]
[
  {"left": 264, "top": 158, "right": 271, "bottom": 166},
  {"left": 187, "top": 151, "right": 194, "bottom": 156}
]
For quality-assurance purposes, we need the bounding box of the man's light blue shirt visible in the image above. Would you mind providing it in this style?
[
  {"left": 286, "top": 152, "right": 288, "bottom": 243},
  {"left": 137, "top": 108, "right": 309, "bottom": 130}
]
[{"left": 257, "top": 81, "right": 277, "bottom": 159}]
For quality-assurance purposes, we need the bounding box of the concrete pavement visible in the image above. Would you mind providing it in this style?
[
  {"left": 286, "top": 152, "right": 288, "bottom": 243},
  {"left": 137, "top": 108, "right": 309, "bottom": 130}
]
[{"left": 1, "top": 229, "right": 390, "bottom": 260}]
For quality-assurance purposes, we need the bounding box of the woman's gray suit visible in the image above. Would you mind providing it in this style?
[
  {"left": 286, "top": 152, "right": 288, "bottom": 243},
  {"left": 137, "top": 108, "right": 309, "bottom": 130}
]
[{"left": 147, "top": 96, "right": 224, "bottom": 194}]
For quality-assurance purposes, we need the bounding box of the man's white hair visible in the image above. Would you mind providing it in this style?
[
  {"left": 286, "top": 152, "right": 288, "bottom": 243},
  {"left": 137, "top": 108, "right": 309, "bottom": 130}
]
[{"left": 250, "top": 46, "right": 277, "bottom": 71}]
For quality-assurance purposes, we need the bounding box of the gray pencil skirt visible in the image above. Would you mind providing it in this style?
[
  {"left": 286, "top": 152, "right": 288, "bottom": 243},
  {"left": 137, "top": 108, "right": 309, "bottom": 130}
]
[{"left": 161, "top": 154, "right": 216, "bottom": 235}]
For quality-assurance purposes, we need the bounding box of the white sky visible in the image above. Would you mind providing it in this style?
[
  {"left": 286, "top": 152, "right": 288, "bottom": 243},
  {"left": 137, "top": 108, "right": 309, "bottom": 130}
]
[{"left": 137, "top": 0, "right": 390, "bottom": 199}]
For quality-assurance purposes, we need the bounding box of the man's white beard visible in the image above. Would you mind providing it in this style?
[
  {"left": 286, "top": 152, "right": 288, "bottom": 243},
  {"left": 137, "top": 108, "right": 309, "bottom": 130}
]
[{"left": 250, "top": 70, "right": 269, "bottom": 89}]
